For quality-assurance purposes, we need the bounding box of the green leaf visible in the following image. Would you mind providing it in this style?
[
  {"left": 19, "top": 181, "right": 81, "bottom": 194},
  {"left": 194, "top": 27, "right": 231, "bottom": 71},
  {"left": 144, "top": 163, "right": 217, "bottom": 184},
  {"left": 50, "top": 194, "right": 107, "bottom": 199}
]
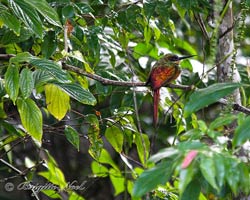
[
  {"left": 41, "top": 31, "right": 57, "bottom": 58},
  {"left": 19, "top": 68, "right": 34, "bottom": 99},
  {"left": 132, "top": 160, "right": 173, "bottom": 198},
  {"left": 23, "top": 0, "right": 61, "bottom": 27},
  {"left": 199, "top": 155, "right": 218, "bottom": 191},
  {"left": 225, "top": 158, "right": 240, "bottom": 194},
  {"left": 39, "top": 151, "right": 67, "bottom": 189},
  {"left": 5, "top": 65, "right": 19, "bottom": 103},
  {"left": 8, "top": 0, "right": 43, "bottom": 37},
  {"left": 91, "top": 161, "right": 109, "bottom": 177},
  {"left": 134, "top": 132, "right": 150, "bottom": 166},
  {"left": 109, "top": 168, "right": 125, "bottom": 196},
  {"left": 41, "top": 190, "right": 61, "bottom": 199},
  {"left": 144, "top": 26, "right": 152, "bottom": 45},
  {"left": 0, "top": 4, "right": 20, "bottom": 34},
  {"left": 180, "top": 180, "right": 201, "bottom": 200},
  {"left": 149, "top": 147, "right": 179, "bottom": 163},
  {"left": 68, "top": 192, "right": 85, "bottom": 200},
  {"left": 86, "top": 114, "right": 103, "bottom": 160},
  {"left": 184, "top": 83, "right": 241, "bottom": 117},
  {"left": 0, "top": 27, "right": 33, "bottom": 45},
  {"left": 233, "top": 116, "right": 250, "bottom": 146},
  {"left": 179, "top": 166, "right": 195, "bottom": 195},
  {"left": 10, "top": 52, "right": 33, "bottom": 63},
  {"left": 45, "top": 84, "right": 70, "bottom": 120},
  {"left": 214, "top": 154, "right": 226, "bottom": 188},
  {"left": 143, "top": 1, "right": 157, "bottom": 20},
  {"left": 17, "top": 98, "right": 43, "bottom": 142},
  {"left": 64, "top": 125, "right": 80, "bottom": 151},
  {"left": 33, "top": 70, "right": 53, "bottom": 90},
  {"left": 29, "top": 58, "right": 71, "bottom": 83},
  {"left": 105, "top": 126, "right": 124, "bottom": 153},
  {"left": 209, "top": 114, "right": 237, "bottom": 130},
  {"left": 98, "top": 149, "right": 119, "bottom": 171},
  {"left": 54, "top": 82, "right": 97, "bottom": 106}
]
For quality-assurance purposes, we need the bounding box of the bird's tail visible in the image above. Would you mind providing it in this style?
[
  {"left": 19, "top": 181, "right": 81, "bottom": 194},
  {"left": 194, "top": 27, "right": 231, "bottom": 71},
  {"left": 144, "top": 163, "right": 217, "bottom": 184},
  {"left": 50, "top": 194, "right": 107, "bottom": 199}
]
[{"left": 153, "top": 89, "right": 160, "bottom": 127}]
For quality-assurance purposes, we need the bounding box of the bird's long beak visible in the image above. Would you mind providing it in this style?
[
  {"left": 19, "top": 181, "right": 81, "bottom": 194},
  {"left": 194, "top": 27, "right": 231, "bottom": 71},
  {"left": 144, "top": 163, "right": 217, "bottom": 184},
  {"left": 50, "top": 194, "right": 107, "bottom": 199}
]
[{"left": 178, "top": 55, "right": 196, "bottom": 60}]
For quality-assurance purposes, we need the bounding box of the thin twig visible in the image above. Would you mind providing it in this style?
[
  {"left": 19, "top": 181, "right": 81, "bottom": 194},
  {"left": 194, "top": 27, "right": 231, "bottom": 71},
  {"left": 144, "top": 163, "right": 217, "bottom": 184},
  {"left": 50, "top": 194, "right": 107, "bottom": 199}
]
[{"left": 0, "top": 159, "right": 40, "bottom": 200}]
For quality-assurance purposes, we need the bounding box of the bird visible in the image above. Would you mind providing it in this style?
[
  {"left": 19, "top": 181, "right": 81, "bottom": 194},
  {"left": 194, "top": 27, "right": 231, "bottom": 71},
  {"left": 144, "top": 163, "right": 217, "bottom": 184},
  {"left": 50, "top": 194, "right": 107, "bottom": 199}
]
[{"left": 146, "top": 53, "right": 194, "bottom": 127}]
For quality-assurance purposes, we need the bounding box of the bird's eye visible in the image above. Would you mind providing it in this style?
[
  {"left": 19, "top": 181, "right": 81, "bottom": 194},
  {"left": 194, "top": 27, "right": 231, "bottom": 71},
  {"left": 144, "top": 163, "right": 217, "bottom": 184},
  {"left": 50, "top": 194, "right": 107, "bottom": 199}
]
[{"left": 169, "top": 55, "right": 179, "bottom": 61}]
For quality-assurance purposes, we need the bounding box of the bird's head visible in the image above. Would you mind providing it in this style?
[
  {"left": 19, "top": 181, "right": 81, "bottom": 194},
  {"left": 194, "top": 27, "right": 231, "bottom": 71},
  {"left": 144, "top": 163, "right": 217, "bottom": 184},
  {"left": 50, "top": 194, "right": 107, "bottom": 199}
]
[{"left": 162, "top": 53, "right": 195, "bottom": 64}]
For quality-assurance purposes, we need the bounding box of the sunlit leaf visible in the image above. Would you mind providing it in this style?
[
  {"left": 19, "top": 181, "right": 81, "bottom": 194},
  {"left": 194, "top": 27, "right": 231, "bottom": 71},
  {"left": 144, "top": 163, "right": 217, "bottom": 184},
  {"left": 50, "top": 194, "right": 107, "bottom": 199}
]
[
  {"left": 45, "top": 84, "right": 70, "bottom": 120},
  {"left": 98, "top": 149, "right": 119, "bottom": 171},
  {"left": 91, "top": 161, "right": 109, "bottom": 177},
  {"left": 109, "top": 168, "right": 125, "bottom": 196},
  {"left": 105, "top": 126, "right": 123, "bottom": 153}
]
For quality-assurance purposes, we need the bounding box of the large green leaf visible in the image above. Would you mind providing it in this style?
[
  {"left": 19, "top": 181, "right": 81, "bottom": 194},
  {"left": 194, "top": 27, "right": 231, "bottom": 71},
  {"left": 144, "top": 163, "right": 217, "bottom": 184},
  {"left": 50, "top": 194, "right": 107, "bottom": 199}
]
[
  {"left": 8, "top": 0, "right": 43, "bottom": 37},
  {"left": 10, "top": 52, "right": 33, "bottom": 63},
  {"left": 179, "top": 166, "right": 195, "bottom": 195},
  {"left": 29, "top": 58, "right": 71, "bottom": 83},
  {"left": 233, "top": 116, "right": 250, "bottom": 146},
  {"left": 5, "top": 64, "right": 19, "bottom": 103},
  {"left": 91, "top": 161, "right": 109, "bottom": 177},
  {"left": 54, "top": 82, "right": 97, "bottom": 106},
  {"left": 181, "top": 180, "right": 201, "bottom": 200},
  {"left": 109, "top": 168, "right": 125, "bottom": 196},
  {"left": 17, "top": 98, "right": 43, "bottom": 142},
  {"left": 105, "top": 126, "right": 124, "bottom": 153},
  {"left": 184, "top": 83, "right": 241, "bottom": 117},
  {"left": 23, "top": 0, "right": 61, "bottom": 27},
  {"left": 132, "top": 160, "right": 173, "bottom": 198},
  {"left": 19, "top": 68, "right": 34, "bottom": 99},
  {"left": 45, "top": 84, "right": 70, "bottom": 120},
  {"left": 0, "top": 3, "right": 20, "bottom": 34},
  {"left": 199, "top": 155, "right": 218, "bottom": 191}
]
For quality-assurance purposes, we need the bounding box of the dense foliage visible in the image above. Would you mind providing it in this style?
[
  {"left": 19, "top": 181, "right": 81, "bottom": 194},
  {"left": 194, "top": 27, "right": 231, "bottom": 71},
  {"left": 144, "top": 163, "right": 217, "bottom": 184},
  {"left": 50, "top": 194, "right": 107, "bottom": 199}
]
[{"left": 0, "top": 0, "right": 250, "bottom": 199}]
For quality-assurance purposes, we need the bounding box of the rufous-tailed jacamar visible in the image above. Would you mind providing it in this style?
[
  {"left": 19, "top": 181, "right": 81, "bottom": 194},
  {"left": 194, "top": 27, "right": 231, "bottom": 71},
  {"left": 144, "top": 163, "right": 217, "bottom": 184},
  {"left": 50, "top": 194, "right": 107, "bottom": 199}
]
[{"left": 146, "top": 54, "right": 194, "bottom": 127}]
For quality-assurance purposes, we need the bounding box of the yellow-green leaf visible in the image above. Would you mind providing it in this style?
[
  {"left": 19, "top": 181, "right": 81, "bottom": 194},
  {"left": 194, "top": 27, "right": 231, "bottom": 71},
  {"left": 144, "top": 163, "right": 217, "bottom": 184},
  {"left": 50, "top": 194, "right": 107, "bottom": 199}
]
[
  {"left": 105, "top": 126, "right": 124, "bottom": 153},
  {"left": 45, "top": 84, "right": 70, "bottom": 120},
  {"left": 17, "top": 98, "right": 42, "bottom": 142}
]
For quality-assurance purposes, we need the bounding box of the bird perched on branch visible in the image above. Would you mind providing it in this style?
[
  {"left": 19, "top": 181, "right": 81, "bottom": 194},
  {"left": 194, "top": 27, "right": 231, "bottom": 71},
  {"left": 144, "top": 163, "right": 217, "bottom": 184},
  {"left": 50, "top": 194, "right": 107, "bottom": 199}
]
[{"left": 146, "top": 53, "right": 194, "bottom": 127}]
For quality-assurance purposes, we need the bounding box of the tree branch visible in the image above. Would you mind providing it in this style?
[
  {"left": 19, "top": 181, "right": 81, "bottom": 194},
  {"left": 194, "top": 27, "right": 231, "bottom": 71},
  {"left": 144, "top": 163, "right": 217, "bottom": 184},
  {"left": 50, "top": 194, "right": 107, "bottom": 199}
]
[
  {"left": 62, "top": 63, "right": 192, "bottom": 90},
  {"left": 1, "top": 54, "right": 250, "bottom": 115},
  {"left": 219, "top": 99, "right": 250, "bottom": 115}
]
